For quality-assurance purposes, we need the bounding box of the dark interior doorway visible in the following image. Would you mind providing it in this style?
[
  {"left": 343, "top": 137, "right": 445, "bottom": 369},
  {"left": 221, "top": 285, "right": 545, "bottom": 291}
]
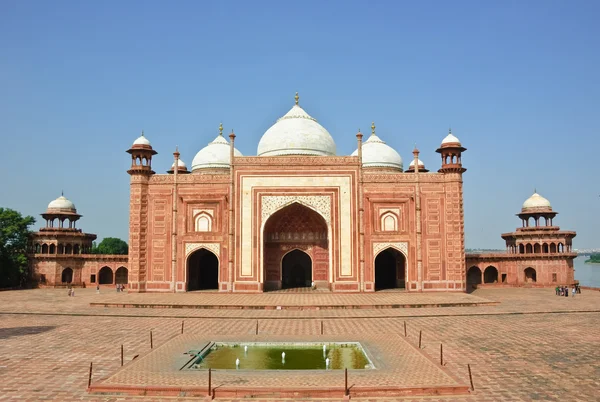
[
  {"left": 61, "top": 268, "right": 73, "bottom": 283},
  {"left": 374, "top": 248, "right": 405, "bottom": 290},
  {"left": 98, "top": 266, "right": 113, "bottom": 284},
  {"left": 187, "top": 249, "right": 219, "bottom": 291},
  {"left": 281, "top": 250, "right": 312, "bottom": 289}
]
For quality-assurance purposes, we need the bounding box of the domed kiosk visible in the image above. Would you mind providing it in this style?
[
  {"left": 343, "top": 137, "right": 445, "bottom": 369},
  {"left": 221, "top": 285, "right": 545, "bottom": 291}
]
[
  {"left": 192, "top": 123, "right": 243, "bottom": 172},
  {"left": 257, "top": 93, "right": 336, "bottom": 157},
  {"left": 351, "top": 122, "right": 403, "bottom": 171}
]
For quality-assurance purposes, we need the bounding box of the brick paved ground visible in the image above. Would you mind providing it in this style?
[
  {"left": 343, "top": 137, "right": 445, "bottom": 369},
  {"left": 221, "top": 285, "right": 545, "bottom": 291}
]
[{"left": 0, "top": 288, "right": 599, "bottom": 401}]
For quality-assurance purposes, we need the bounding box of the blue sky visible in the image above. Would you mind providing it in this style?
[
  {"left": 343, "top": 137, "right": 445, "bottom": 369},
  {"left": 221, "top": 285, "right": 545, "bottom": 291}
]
[{"left": 1, "top": 0, "right": 598, "bottom": 249}]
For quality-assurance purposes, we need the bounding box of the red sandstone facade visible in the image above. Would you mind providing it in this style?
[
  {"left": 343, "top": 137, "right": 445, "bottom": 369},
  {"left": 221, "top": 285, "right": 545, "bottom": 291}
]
[{"left": 124, "top": 98, "right": 470, "bottom": 293}]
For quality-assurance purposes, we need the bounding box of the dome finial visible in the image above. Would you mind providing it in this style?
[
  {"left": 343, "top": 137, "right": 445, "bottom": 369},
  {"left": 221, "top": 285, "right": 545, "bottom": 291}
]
[
  {"left": 449, "top": 127, "right": 452, "bottom": 134},
  {"left": 61, "top": 190, "right": 64, "bottom": 196},
  {"left": 295, "top": 92, "right": 299, "bottom": 106},
  {"left": 141, "top": 130, "right": 144, "bottom": 137},
  {"left": 534, "top": 187, "right": 537, "bottom": 194},
  {"left": 371, "top": 121, "right": 376, "bottom": 136},
  {"left": 219, "top": 122, "right": 223, "bottom": 136}
]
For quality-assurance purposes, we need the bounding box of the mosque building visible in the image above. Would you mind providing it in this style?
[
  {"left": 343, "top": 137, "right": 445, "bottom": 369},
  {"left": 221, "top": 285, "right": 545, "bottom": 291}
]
[{"left": 28, "top": 94, "right": 577, "bottom": 291}]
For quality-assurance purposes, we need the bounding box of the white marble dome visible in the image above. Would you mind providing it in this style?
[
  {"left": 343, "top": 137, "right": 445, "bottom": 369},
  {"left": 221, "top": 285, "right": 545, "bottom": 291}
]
[
  {"left": 171, "top": 158, "right": 187, "bottom": 169},
  {"left": 133, "top": 132, "right": 151, "bottom": 146},
  {"left": 191, "top": 134, "right": 243, "bottom": 171},
  {"left": 257, "top": 99, "right": 336, "bottom": 157},
  {"left": 409, "top": 158, "right": 425, "bottom": 168},
  {"left": 47, "top": 195, "right": 76, "bottom": 211},
  {"left": 441, "top": 131, "right": 461, "bottom": 145},
  {"left": 522, "top": 192, "right": 552, "bottom": 210},
  {"left": 351, "top": 130, "right": 403, "bottom": 170}
]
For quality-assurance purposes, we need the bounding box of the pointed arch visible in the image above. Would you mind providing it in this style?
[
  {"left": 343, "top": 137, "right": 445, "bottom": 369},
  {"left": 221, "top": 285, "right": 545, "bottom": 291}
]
[
  {"left": 187, "top": 247, "right": 219, "bottom": 291},
  {"left": 380, "top": 211, "right": 399, "bottom": 232},
  {"left": 195, "top": 212, "right": 213, "bottom": 232},
  {"left": 281, "top": 249, "right": 312, "bottom": 289},
  {"left": 374, "top": 247, "right": 406, "bottom": 290}
]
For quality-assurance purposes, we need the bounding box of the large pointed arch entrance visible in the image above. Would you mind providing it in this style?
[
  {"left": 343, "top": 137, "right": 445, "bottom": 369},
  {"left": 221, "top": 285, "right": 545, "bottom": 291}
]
[
  {"left": 263, "top": 202, "right": 328, "bottom": 291},
  {"left": 374, "top": 248, "right": 406, "bottom": 290},
  {"left": 187, "top": 248, "right": 219, "bottom": 291}
]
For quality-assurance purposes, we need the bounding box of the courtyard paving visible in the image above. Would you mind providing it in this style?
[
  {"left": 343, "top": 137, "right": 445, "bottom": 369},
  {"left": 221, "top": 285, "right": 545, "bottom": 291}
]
[{"left": 0, "top": 288, "right": 599, "bottom": 401}]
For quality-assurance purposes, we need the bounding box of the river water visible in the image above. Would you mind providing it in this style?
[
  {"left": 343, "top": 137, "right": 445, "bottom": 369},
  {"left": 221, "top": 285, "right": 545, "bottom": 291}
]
[{"left": 574, "top": 256, "right": 600, "bottom": 287}]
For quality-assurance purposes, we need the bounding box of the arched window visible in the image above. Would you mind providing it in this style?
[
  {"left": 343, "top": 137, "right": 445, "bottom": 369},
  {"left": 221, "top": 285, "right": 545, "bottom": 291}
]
[
  {"left": 525, "top": 244, "right": 533, "bottom": 254},
  {"left": 519, "top": 244, "right": 525, "bottom": 254},
  {"left": 35, "top": 244, "right": 41, "bottom": 253},
  {"left": 49, "top": 244, "right": 56, "bottom": 254},
  {"left": 542, "top": 243, "right": 549, "bottom": 253},
  {"left": 558, "top": 242, "right": 564, "bottom": 253},
  {"left": 195, "top": 212, "right": 213, "bottom": 232},
  {"left": 380, "top": 212, "right": 398, "bottom": 232},
  {"left": 550, "top": 243, "right": 557, "bottom": 253},
  {"left": 534, "top": 243, "right": 541, "bottom": 253}
]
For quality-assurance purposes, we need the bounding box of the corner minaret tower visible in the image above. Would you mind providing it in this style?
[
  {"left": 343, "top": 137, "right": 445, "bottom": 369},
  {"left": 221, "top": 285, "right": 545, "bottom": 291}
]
[
  {"left": 436, "top": 129, "right": 467, "bottom": 173},
  {"left": 127, "top": 131, "right": 157, "bottom": 175},
  {"left": 126, "top": 131, "right": 157, "bottom": 292}
]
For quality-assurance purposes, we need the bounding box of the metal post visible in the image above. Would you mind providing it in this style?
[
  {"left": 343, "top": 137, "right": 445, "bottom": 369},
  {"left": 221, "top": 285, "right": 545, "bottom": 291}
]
[
  {"left": 150, "top": 330, "right": 153, "bottom": 349},
  {"left": 440, "top": 343, "right": 443, "bottom": 366},
  {"left": 344, "top": 368, "right": 348, "bottom": 396},
  {"left": 181, "top": 320, "right": 184, "bottom": 334},
  {"left": 87, "top": 362, "right": 93, "bottom": 388},
  {"left": 321, "top": 320, "right": 324, "bottom": 335},
  {"left": 418, "top": 330, "right": 422, "bottom": 348},
  {"left": 404, "top": 321, "right": 407, "bottom": 337},
  {"left": 208, "top": 367, "right": 212, "bottom": 397},
  {"left": 467, "top": 364, "right": 474, "bottom": 390},
  {"left": 121, "top": 344, "right": 124, "bottom": 366},
  {"left": 255, "top": 320, "right": 258, "bottom": 335}
]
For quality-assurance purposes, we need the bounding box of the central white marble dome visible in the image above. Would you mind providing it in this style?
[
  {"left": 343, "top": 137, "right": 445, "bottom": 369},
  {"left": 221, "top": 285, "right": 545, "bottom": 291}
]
[{"left": 257, "top": 95, "right": 336, "bottom": 157}]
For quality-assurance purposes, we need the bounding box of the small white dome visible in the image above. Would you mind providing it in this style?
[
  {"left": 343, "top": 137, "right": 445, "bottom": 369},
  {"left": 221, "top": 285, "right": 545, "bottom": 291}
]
[
  {"left": 409, "top": 158, "right": 425, "bottom": 168},
  {"left": 257, "top": 101, "right": 336, "bottom": 157},
  {"left": 442, "top": 131, "right": 461, "bottom": 145},
  {"left": 351, "top": 132, "right": 403, "bottom": 170},
  {"left": 47, "top": 195, "right": 76, "bottom": 211},
  {"left": 171, "top": 158, "right": 187, "bottom": 169},
  {"left": 191, "top": 134, "right": 243, "bottom": 171},
  {"left": 522, "top": 192, "right": 552, "bottom": 209},
  {"left": 133, "top": 132, "right": 151, "bottom": 146}
]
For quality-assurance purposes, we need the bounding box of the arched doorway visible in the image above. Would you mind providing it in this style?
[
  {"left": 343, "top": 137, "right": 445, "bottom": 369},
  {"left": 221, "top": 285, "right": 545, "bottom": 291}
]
[
  {"left": 281, "top": 250, "right": 312, "bottom": 289},
  {"left": 263, "top": 202, "right": 328, "bottom": 291},
  {"left": 484, "top": 266, "right": 498, "bottom": 283},
  {"left": 98, "top": 266, "right": 113, "bottom": 284},
  {"left": 187, "top": 248, "right": 219, "bottom": 291},
  {"left": 61, "top": 268, "right": 73, "bottom": 283},
  {"left": 467, "top": 266, "right": 482, "bottom": 291},
  {"left": 115, "top": 267, "right": 128, "bottom": 284},
  {"left": 374, "top": 248, "right": 406, "bottom": 290},
  {"left": 524, "top": 267, "right": 537, "bottom": 283}
]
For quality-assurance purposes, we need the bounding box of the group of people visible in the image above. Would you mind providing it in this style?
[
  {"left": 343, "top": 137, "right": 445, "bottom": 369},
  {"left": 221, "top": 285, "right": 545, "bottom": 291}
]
[{"left": 555, "top": 284, "right": 581, "bottom": 297}]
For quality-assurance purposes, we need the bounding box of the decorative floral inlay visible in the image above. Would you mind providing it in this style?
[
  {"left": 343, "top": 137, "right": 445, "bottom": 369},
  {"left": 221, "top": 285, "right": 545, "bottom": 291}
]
[
  {"left": 261, "top": 195, "right": 331, "bottom": 224},
  {"left": 373, "top": 242, "right": 408, "bottom": 257},
  {"left": 185, "top": 242, "right": 220, "bottom": 257}
]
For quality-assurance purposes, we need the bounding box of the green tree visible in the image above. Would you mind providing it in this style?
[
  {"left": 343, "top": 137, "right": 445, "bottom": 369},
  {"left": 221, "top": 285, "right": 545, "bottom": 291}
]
[
  {"left": 585, "top": 253, "right": 600, "bottom": 263},
  {"left": 91, "top": 237, "right": 128, "bottom": 255},
  {"left": 0, "top": 208, "right": 36, "bottom": 288}
]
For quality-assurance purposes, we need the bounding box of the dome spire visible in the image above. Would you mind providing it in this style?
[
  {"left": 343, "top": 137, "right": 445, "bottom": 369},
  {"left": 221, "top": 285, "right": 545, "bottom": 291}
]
[
  {"left": 295, "top": 92, "right": 299, "bottom": 106},
  {"left": 219, "top": 122, "right": 223, "bottom": 136},
  {"left": 371, "top": 121, "right": 376, "bottom": 136},
  {"left": 141, "top": 130, "right": 144, "bottom": 137}
]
